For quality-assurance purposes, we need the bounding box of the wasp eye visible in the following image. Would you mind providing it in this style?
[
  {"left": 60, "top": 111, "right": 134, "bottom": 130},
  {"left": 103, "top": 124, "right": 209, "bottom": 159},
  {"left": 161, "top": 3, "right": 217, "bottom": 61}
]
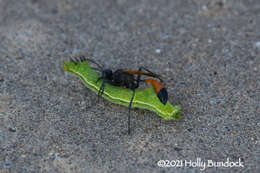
[{"left": 102, "top": 69, "right": 113, "bottom": 80}]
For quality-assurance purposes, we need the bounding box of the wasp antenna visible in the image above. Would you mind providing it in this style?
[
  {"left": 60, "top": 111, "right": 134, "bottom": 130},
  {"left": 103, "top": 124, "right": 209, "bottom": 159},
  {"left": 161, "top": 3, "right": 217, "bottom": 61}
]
[
  {"left": 158, "top": 76, "right": 164, "bottom": 84},
  {"left": 70, "top": 57, "right": 77, "bottom": 64},
  {"left": 80, "top": 56, "right": 85, "bottom": 62},
  {"left": 77, "top": 56, "right": 81, "bottom": 62},
  {"left": 72, "top": 56, "right": 78, "bottom": 62},
  {"left": 83, "top": 58, "right": 104, "bottom": 71},
  {"left": 92, "top": 67, "right": 102, "bottom": 72}
]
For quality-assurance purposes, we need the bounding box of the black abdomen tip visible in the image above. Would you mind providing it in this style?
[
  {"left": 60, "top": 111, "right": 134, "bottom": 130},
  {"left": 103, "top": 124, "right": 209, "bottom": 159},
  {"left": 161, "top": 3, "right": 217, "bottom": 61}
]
[{"left": 157, "top": 88, "right": 168, "bottom": 105}]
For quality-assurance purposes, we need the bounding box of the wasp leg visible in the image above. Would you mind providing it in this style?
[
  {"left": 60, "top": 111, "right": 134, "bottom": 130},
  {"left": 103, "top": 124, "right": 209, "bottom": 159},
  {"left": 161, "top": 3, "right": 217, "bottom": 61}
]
[
  {"left": 82, "top": 57, "right": 104, "bottom": 70},
  {"left": 128, "top": 89, "right": 136, "bottom": 135},
  {"left": 96, "top": 77, "right": 103, "bottom": 83},
  {"left": 138, "top": 66, "right": 163, "bottom": 83},
  {"left": 97, "top": 80, "right": 106, "bottom": 102}
]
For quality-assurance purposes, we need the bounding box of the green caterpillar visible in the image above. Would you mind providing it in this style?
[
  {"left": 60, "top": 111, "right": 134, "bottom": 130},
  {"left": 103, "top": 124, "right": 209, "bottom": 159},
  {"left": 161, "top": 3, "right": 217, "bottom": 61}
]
[{"left": 63, "top": 60, "right": 181, "bottom": 120}]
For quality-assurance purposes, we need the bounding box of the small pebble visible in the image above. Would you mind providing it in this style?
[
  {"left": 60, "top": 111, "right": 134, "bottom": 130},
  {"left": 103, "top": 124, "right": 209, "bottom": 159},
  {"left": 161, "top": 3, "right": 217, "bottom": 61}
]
[
  {"left": 0, "top": 74, "right": 4, "bottom": 82},
  {"left": 255, "top": 41, "right": 260, "bottom": 48},
  {"left": 202, "top": 5, "right": 208, "bottom": 11},
  {"left": 155, "top": 49, "right": 161, "bottom": 54},
  {"left": 5, "top": 162, "right": 11, "bottom": 167},
  {"left": 8, "top": 127, "right": 16, "bottom": 133}
]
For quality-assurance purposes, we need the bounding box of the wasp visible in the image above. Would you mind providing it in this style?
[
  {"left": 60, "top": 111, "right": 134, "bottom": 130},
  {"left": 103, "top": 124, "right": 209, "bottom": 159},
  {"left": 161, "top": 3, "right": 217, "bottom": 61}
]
[{"left": 71, "top": 56, "right": 168, "bottom": 134}]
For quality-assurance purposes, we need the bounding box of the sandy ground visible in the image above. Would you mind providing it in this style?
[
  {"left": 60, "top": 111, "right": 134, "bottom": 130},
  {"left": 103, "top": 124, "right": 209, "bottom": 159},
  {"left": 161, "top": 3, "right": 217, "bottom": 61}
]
[{"left": 0, "top": 0, "right": 259, "bottom": 172}]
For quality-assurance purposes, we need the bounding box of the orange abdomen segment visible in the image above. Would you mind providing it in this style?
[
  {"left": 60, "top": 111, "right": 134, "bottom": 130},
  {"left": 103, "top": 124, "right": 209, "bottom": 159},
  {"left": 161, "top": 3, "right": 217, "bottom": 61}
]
[
  {"left": 145, "top": 79, "right": 163, "bottom": 94},
  {"left": 145, "top": 79, "right": 168, "bottom": 105}
]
